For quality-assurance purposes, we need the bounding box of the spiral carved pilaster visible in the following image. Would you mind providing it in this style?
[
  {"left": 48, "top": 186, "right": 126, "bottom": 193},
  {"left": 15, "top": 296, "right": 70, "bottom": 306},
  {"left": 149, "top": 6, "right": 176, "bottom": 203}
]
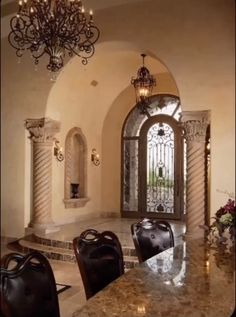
[
  {"left": 181, "top": 111, "right": 210, "bottom": 236},
  {"left": 186, "top": 143, "right": 206, "bottom": 232},
  {"left": 32, "top": 143, "right": 53, "bottom": 225},
  {"left": 25, "top": 117, "right": 61, "bottom": 230}
]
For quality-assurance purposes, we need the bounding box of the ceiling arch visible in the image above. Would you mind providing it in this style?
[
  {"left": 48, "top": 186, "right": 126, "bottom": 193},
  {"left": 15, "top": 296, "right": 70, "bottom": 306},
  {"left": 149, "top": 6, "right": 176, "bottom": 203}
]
[{"left": 45, "top": 40, "right": 178, "bottom": 120}]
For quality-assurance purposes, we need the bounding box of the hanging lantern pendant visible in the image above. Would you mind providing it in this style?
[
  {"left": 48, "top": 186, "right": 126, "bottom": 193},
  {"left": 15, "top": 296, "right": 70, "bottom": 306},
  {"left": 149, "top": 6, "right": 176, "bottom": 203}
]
[{"left": 131, "top": 54, "right": 156, "bottom": 113}]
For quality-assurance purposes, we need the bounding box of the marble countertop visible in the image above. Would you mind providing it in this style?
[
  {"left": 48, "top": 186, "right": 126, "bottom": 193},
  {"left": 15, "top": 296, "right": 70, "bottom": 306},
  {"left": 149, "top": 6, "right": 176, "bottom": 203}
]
[{"left": 72, "top": 238, "right": 235, "bottom": 317}]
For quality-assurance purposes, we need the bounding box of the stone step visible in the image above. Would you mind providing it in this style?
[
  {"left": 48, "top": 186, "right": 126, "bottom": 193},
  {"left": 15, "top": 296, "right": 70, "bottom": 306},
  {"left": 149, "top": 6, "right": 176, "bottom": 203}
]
[
  {"left": 124, "top": 255, "right": 139, "bottom": 270},
  {"left": 19, "top": 238, "right": 75, "bottom": 262},
  {"left": 31, "top": 233, "right": 137, "bottom": 256},
  {"left": 10, "top": 235, "right": 138, "bottom": 269}
]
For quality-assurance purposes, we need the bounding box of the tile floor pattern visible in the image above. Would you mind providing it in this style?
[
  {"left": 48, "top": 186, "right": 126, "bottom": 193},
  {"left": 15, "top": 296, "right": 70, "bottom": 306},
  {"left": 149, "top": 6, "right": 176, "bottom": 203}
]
[{"left": 1, "top": 217, "right": 186, "bottom": 317}]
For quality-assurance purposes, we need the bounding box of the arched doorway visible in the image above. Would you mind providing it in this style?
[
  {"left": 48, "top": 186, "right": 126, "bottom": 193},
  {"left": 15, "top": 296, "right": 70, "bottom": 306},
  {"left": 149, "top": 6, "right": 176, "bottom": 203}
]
[{"left": 121, "top": 94, "right": 186, "bottom": 220}]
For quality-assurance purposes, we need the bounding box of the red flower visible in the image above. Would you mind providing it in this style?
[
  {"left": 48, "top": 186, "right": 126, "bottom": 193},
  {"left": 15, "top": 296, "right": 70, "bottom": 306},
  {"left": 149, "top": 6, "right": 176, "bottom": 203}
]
[
  {"left": 216, "top": 199, "right": 235, "bottom": 218},
  {"left": 216, "top": 207, "right": 227, "bottom": 218}
]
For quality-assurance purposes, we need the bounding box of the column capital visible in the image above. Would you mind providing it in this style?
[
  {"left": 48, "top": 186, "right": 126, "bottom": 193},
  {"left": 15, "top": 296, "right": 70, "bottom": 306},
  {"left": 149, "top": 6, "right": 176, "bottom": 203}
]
[
  {"left": 180, "top": 110, "right": 210, "bottom": 143},
  {"left": 25, "top": 117, "right": 61, "bottom": 143}
]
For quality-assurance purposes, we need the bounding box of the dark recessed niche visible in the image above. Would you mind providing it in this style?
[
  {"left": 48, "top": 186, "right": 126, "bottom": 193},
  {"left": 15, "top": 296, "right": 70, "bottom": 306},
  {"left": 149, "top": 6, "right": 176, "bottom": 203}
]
[{"left": 64, "top": 127, "right": 89, "bottom": 208}]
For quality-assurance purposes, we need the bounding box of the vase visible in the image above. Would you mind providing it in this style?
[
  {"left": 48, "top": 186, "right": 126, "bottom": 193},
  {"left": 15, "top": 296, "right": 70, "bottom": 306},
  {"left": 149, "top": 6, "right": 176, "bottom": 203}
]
[{"left": 71, "top": 183, "right": 79, "bottom": 199}]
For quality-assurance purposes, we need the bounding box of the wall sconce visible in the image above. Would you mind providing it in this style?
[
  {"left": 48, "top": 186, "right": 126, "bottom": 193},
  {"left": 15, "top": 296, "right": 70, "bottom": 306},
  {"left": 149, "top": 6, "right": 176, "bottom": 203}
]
[
  {"left": 54, "top": 140, "right": 64, "bottom": 162},
  {"left": 91, "top": 148, "right": 100, "bottom": 166}
]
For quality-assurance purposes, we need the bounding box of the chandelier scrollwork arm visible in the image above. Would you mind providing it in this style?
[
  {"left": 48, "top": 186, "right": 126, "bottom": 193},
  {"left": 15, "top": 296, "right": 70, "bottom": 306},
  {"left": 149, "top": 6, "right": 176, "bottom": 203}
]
[{"left": 8, "top": 0, "right": 100, "bottom": 73}]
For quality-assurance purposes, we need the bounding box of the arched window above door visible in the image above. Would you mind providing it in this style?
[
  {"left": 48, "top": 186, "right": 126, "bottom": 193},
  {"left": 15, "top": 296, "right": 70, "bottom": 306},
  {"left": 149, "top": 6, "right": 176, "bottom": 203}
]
[{"left": 123, "top": 94, "right": 181, "bottom": 137}]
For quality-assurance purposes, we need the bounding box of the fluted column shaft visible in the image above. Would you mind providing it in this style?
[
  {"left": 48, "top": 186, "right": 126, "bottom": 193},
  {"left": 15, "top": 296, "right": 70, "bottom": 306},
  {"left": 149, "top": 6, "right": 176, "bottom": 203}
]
[
  {"left": 25, "top": 117, "right": 60, "bottom": 229},
  {"left": 181, "top": 111, "right": 209, "bottom": 236}
]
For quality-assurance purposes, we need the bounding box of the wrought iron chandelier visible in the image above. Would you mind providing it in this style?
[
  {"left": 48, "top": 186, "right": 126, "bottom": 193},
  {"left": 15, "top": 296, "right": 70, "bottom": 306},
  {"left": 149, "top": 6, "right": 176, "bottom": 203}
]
[
  {"left": 131, "top": 54, "right": 156, "bottom": 114},
  {"left": 8, "top": 0, "right": 100, "bottom": 73}
]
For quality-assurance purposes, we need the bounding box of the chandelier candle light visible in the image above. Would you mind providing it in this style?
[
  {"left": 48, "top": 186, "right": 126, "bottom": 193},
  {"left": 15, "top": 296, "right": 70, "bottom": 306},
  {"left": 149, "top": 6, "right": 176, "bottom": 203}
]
[{"left": 8, "top": 0, "right": 100, "bottom": 74}]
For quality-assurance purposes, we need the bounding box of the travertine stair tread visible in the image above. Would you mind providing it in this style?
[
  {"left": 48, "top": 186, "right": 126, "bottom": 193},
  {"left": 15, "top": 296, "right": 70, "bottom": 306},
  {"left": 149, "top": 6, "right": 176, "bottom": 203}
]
[
  {"left": 33, "top": 235, "right": 136, "bottom": 253},
  {"left": 122, "top": 245, "right": 136, "bottom": 250},
  {"left": 19, "top": 239, "right": 74, "bottom": 256},
  {"left": 123, "top": 255, "right": 138, "bottom": 263},
  {"left": 19, "top": 239, "right": 138, "bottom": 262}
]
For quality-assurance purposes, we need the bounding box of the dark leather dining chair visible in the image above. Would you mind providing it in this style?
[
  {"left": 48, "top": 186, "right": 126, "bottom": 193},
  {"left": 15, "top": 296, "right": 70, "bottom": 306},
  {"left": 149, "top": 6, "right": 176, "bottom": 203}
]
[
  {"left": 131, "top": 218, "right": 174, "bottom": 262},
  {"left": 73, "top": 229, "right": 124, "bottom": 300},
  {"left": 0, "top": 251, "right": 60, "bottom": 317}
]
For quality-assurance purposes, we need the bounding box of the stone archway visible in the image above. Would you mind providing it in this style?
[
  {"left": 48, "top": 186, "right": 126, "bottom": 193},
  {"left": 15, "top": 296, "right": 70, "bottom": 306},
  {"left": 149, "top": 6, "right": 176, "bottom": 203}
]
[{"left": 121, "top": 94, "right": 184, "bottom": 220}]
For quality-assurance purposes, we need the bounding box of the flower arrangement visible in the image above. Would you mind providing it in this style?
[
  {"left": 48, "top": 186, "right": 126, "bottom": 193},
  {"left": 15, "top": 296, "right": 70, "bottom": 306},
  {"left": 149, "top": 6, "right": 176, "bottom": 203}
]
[{"left": 206, "top": 198, "right": 235, "bottom": 246}]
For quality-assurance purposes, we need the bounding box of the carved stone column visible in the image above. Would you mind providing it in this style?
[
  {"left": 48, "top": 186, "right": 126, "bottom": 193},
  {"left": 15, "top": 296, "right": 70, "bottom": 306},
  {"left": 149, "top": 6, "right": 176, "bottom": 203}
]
[
  {"left": 180, "top": 111, "right": 209, "bottom": 237},
  {"left": 25, "top": 117, "right": 60, "bottom": 230}
]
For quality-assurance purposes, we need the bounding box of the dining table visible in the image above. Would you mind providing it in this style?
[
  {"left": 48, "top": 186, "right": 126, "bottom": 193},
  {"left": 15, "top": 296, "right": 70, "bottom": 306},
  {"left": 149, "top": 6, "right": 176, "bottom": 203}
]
[{"left": 72, "top": 237, "right": 235, "bottom": 317}]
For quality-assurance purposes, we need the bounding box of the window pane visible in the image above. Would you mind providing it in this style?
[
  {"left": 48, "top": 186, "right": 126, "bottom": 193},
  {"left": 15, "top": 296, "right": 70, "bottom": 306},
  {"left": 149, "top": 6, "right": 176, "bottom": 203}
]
[
  {"left": 123, "top": 107, "right": 147, "bottom": 137},
  {"left": 123, "top": 139, "right": 139, "bottom": 211}
]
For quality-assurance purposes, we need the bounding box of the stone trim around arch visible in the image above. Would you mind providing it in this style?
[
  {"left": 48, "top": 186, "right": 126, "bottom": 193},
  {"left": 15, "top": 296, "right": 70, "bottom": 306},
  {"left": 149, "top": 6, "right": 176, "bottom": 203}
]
[{"left": 63, "top": 127, "right": 89, "bottom": 208}]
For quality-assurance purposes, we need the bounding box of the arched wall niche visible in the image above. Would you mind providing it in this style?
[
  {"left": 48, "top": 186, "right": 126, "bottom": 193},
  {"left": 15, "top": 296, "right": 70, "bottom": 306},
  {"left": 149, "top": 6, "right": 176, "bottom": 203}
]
[{"left": 64, "top": 127, "right": 89, "bottom": 208}]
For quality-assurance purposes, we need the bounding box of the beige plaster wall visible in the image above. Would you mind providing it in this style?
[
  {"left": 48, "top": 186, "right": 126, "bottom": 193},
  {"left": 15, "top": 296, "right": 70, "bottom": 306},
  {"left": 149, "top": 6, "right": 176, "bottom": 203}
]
[
  {"left": 46, "top": 46, "right": 169, "bottom": 223},
  {"left": 1, "top": 0, "right": 235, "bottom": 237},
  {"left": 1, "top": 38, "right": 53, "bottom": 237}
]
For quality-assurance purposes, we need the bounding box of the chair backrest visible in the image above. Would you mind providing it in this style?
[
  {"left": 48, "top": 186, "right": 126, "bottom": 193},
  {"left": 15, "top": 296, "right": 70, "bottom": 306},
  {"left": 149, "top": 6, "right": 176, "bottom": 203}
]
[
  {"left": 73, "top": 229, "right": 124, "bottom": 300},
  {"left": 0, "top": 251, "right": 60, "bottom": 317},
  {"left": 131, "top": 218, "right": 174, "bottom": 262}
]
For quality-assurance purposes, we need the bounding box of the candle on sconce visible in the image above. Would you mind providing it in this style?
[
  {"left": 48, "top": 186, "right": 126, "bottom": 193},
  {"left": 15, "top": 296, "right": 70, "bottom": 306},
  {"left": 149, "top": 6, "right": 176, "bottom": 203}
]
[
  {"left": 205, "top": 259, "right": 210, "bottom": 275},
  {"left": 89, "top": 9, "right": 93, "bottom": 20}
]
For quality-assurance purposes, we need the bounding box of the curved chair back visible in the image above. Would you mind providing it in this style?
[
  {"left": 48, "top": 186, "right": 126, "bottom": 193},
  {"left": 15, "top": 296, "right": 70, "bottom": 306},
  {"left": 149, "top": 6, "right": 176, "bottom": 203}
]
[
  {"left": 73, "top": 229, "right": 124, "bottom": 299},
  {"left": 131, "top": 218, "right": 174, "bottom": 262},
  {"left": 0, "top": 251, "right": 60, "bottom": 317}
]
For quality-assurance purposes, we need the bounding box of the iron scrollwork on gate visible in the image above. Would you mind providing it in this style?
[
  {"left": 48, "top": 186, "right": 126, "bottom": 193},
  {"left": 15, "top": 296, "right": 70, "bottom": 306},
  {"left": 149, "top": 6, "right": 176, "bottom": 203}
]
[{"left": 146, "top": 122, "right": 174, "bottom": 213}]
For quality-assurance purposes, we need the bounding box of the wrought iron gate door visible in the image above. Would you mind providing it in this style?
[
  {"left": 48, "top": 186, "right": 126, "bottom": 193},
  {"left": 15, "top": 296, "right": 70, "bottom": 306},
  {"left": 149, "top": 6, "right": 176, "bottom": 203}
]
[{"left": 139, "top": 115, "right": 183, "bottom": 219}]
